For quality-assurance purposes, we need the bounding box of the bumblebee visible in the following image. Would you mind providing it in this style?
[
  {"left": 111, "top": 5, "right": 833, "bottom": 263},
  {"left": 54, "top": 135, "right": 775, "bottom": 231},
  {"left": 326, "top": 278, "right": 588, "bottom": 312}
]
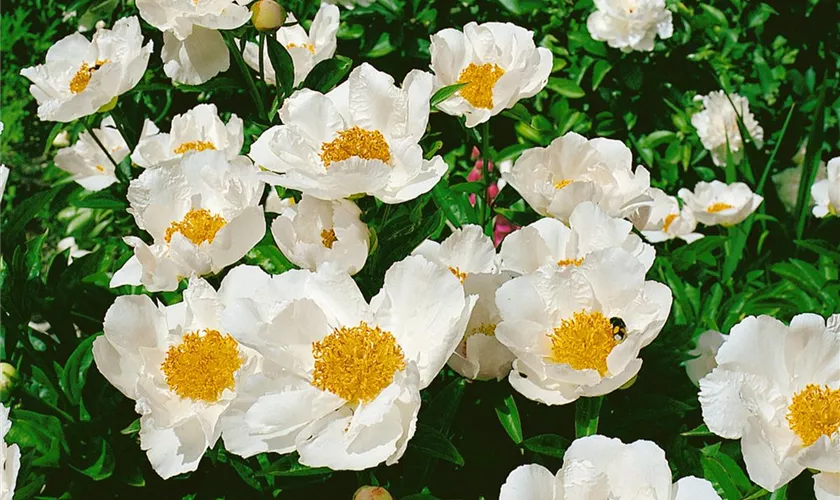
[{"left": 610, "top": 317, "right": 627, "bottom": 342}]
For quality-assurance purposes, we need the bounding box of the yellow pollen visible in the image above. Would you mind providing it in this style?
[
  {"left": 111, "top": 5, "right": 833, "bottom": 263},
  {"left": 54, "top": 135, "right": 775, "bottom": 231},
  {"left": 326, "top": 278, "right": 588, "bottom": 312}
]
[
  {"left": 165, "top": 208, "right": 227, "bottom": 245},
  {"left": 457, "top": 63, "right": 505, "bottom": 109},
  {"left": 557, "top": 257, "right": 584, "bottom": 267},
  {"left": 287, "top": 42, "right": 316, "bottom": 54},
  {"left": 320, "top": 126, "right": 391, "bottom": 167},
  {"left": 554, "top": 179, "right": 573, "bottom": 190},
  {"left": 161, "top": 329, "right": 243, "bottom": 402},
  {"left": 321, "top": 228, "right": 337, "bottom": 249},
  {"left": 467, "top": 323, "right": 497, "bottom": 338},
  {"left": 662, "top": 213, "right": 679, "bottom": 233},
  {"left": 787, "top": 384, "right": 840, "bottom": 446},
  {"left": 449, "top": 267, "right": 467, "bottom": 283},
  {"left": 174, "top": 141, "right": 217, "bottom": 155},
  {"left": 311, "top": 322, "right": 406, "bottom": 404},
  {"left": 548, "top": 310, "right": 618, "bottom": 376},
  {"left": 95, "top": 165, "right": 105, "bottom": 173},
  {"left": 706, "top": 202, "right": 734, "bottom": 213},
  {"left": 69, "top": 59, "right": 108, "bottom": 94}
]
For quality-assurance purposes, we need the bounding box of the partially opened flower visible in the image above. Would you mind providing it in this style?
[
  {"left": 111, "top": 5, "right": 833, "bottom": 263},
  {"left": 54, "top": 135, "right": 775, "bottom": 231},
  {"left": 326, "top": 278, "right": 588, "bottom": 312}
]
[
  {"left": 499, "top": 202, "right": 654, "bottom": 275},
  {"left": 632, "top": 188, "right": 704, "bottom": 243},
  {"left": 132, "top": 104, "right": 244, "bottom": 169},
  {"left": 21, "top": 16, "right": 153, "bottom": 122},
  {"left": 495, "top": 248, "right": 672, "bottom": 405},
  {"left": 110, "top": 150, "right": 265, "bottom": 292},
  {"left": 586, "top": 0, "right": 674, "bottom": 53},
  {"left": 216, "top": 257, "right": 476, "bottom": 469},
  {"left": 1, "top": 404, "right": 21, "bottom": 500},
  {"left": 699, "top": 313, "right": 840, "bottom": 497},
  {"left": 503, "top": 132, "right": 652, "bottom": 222},
  {"left": 678, "top": 180, "right": 763, "bottom": 226},
  {"left": 773, "top": 142, "right": 827, "bottom": 213},
  {"left": 812, "top": 157, "right": 840, "bottom": 218},
  {"left": 93, "top": 277, "right": 260, "bottom": 478},
  {"left": 271, "top": 195, "right": 369, "bottom": 275},
  {"left": 691, "top": 91, "right": 764, "bottom": 167},
  {"left": 250, "top": 63, "right": 446, "bottom": 203},
  {"left": 429, "top": 22, "right": 552, "bottom": 127},
  {"left": 243, "top": 5, "right": 340, "bottom": 87},
  {"left": 500, "top": 435, "right": 720, "bottom": 499},
  {"left": 685, "top": 329, "right": 727, "bottom": 387},
  {"left": 54, "top": 116, "right": 126, "bottom": 191}
]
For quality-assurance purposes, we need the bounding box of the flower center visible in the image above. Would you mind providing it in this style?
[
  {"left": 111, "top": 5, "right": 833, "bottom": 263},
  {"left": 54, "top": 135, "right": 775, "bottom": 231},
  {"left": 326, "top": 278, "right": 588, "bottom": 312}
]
[
  {"left": 287, "top": 42, "right": 315, "bottom": 54},
  {"left": 557, "top": 257, "right": 584, "bottom": 267},
  {"left": 662, "top": 213, "right": 679, "bottom": 232},
  {"left": 161, "top": 329, "right": 243, "bottom": 402},
  {"left": 787, "top": 384, "right": 840, "bottom": 446},
  {"left": 706, "top": 202, "right": 734, "bottom": 213},
  {"left": 449, "top": 267, "right": 467, "bottom": 283},
  {"left": 554, "top": 179, "right": 573, "bottom": 190},
  {"left": 457, "top": 63, "right": 505, "bottom": 109},
  {"left": 174, "top": 141, "right": 216, "bottom": 155},
  {"left": 69, "top": 59, "right": 108, "bottom": 94},
  {"left": 548, "top": 310, "right": 618, "bottom": 376},
  {"left": 321, "top": 228, "right": 337, "bottom": 249},
  {"left": 165, "top": 208, "right": 227, "bottom": 245},
  {"left": 320, "top": 126, "right": 391, "bottom": 167},
  {"left": 311, "top": 322, "right": 406, "bottom": 404},
  {"left": 467, "top": 323, "right": 497, "bottom": 338}
]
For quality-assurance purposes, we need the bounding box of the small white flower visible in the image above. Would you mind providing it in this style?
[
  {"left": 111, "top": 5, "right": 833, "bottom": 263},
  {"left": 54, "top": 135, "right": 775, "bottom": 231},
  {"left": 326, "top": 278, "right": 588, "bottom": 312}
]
[
  {"left": 496, "top": 247, "right": 672, "bottom": 405},
  {"left": 499, "top": 202, "right": 655, "bottom": 275},
  {"left": 500, "top": 435, "right": 721, "bottom": 499},
  {"left": 773, "top": 142, "right": 827, "bottom": 213},
  {"left": 678, "top": 180, "right": 763, "bottom": 227},
  {"left": 429, "top": 22, "right": 552, "bottom": 128},
  {"left": 243, "top": 5, "right": 340, "bottom": 87},
  {"left": 699, "top": 313, "right": 840, "bottom": 496},
  {"left": 216, "top": 257, "right": 476, "bottom": 469},
  {"left": 132, "top": 104, "right": 244, "bottom": 169},
  {"left": 57, "top": 237, "right": 92, "bottom": 264},
  {"left": 93, "top": 277, "right": 261, "bottom": 479},
  {"left": 54, "top": 117, "right": 126, "bottom": 191},
  {"left": 586, "top": 0, "right": 673, "bottom": 52},
  {"left": 110, "top": 150, "right": 265, "bottom": 292},
  {"left": 21, "top": 16, "right": 153, "bottom": 123},
  {"left": 691, "top": 91, "right": 764, "bottom": 167},
  {"left": 271, "top": 195, "right": 369, "bottom": 275},
  {"left": 251, "top": 63, "right": 447, "bottom": 203},
  {"left": 1, "top": 404, "right": 21, "bottom": 500},
  {"left": 633, "top": 187, "right": 704, "bottom": 243},
  {"left": 685, "top": 330, "right": 727, "bottom": 387},
  {"left": 812, "top": 157, "right": 840, "bottom": 218},
  {"left": 503, "top": 132, "right": 652, "bottom": 222}
]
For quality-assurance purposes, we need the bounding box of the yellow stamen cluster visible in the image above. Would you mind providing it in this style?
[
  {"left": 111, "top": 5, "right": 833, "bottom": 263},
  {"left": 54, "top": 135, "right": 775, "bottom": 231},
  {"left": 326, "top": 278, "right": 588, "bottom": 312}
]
[
  {"left": 662, "top": 213, "right": 679, "bottom": 233},
  {"left": 467, "top": 323, "right": 497, "bottom": 338},
  {"left": 557, "top": 257, "right": 584, "bottom": 267},
  {"left": 787, "top": 384, "right": 840, "bottom": 446},
  {"left": 69, "top": 60, "right": 108, "bottom": 94},
  {"left": 161, "top": 330, "right": 243, "bottom": 402},
  {"left": 174, "top": 141, "right": 217, "bottom": 155},
  {"left": 287, "top": 42, "right": 316, "bottom": 54},
  {"left": 449, "top": 267, "right": 467, "bottom": 283},
  {"left": 706, "top": 202, "right": 734, "bottom": 213},
  {"left": 311, "top": 322, "right": 406, "bottom": 404},
  {"left": 321, "top": 228, "right": 338, "bottom": 249},
  {"left": 457, "top": 63, "right": 505, "bottom": 109},
  {"left": 95, "top": 165, "right": 106, "bottom": 173},
  {"left": 554, "top": 179, "right": 573, "bottom": 190},
  {"left": 548, "top": 310, "right": 618, "bottom": 376},
  {"left": 165, "top": 208, "right": 227, "bottom": 245},
  {"left": 320, "top": 126, "right": 391, "bottom": 167}
]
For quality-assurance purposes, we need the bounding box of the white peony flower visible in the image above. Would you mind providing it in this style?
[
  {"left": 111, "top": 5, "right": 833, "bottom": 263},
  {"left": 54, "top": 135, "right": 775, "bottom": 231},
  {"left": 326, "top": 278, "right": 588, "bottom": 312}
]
[
  {"left": 678, "top": 180, "right": 763, "bottom": 227},
  {"left": 270, "top": 194, "right": 369, "bottom": 275},
  {"left": 161, "top": 26, "right": 232, "bottom": 85},
  {"left": 699, "top": 313, "right": 840, "bottom": 496},
  {"left": 495, "top": 247, "right": 672, "bottom": 405},
  {"left": 250, "top": 63, "right": 447, "bottom": 203},
  {"left": 54, "top": 117, "right": 126, "bottom": 191},
  {"left": 93, "top": 277, "right": 261, "bottom": 479},
  {"left": 632, "top": 187, "right": 704, "bottom": 243},
  {"left": 586, "top": 0, "right": 674, "bottom": 53},
  {"left": 243, "top": 5, "right": 340, "bottom": 87},
  {"left": 503, "top": 132, "right": 652, "bottom": 222},
  {"left": 685, "top": 330, "right": 727, "bottom": 387},
  {"left": 215, "top": 257, "right": 476, "bottom": 469},
  {"left": 412, "top": 225, "right": 515, "bottom": 380},
  {"left": 110, "top": 150, "right": 265, "bottom": 292},
  {"left": 1, "top": 404, "right": 21, "bottom": 500},
  {"left": 500, "top": 435, "right": 721, "bottom": 499},
  {"left": 499, "top": 202, "right": 654, "bottom": 275},
  {"left": 691, "top": 91, "right": 764, "bottom": 167},
  {"left": 812, "top": 157, "right": 840, "bottom": 218},
  {"left": 429, "top": 22, "right": 552, "bottom": 128},
  {"left": 264, "top": 188, "right": 296, "bottom": 214},
  {"left": 131, "top": 104, "right": 244, "bottom": 169},
  {"left": 20, "top": 16, "right": 153, "bottom": 123}
]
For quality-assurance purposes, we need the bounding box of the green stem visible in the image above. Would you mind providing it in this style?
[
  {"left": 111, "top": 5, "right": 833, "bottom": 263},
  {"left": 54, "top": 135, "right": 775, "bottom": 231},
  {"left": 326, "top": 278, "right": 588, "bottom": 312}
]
[
  {"left": 795, "top": 78, "right": 828, "bottom": 239},
  {"left": 574, "top": 396, "right": 603, "bottom": 438},
  {"left": 480, "top": 120, "right": 492, "bottom": 232},
  {"left": 109, "top": 105, "right": 137, "bottom": 150},
  {"left": 222, "top": 31, "right": 267, "bottom": 122},
  {"left": 83, "top": 119, "right": 118, "bottom": 169},
  {"left": 259, "top": 32, "right": 267, "bottom": 97}
]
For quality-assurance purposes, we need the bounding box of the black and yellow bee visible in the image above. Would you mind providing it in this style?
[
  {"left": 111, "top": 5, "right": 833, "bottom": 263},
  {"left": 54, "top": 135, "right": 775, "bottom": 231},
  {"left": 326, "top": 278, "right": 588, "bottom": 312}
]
[{"left": 610, "top": 317, "right": 627, "bottom": 342}]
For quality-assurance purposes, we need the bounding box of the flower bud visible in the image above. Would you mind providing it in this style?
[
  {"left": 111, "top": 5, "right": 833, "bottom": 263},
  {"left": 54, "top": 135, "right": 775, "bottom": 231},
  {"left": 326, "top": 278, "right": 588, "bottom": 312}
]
[
  {"left": 0, "top": 362, "right": 19, "bottom": 402},
  {"left": 251, "top": 0, "right": 287, "bottom": 33},
  {"left": 52, "top": 130, "right": 71, "bottom": 148},
  {"left": 353, "top": 486, "right": 393, "bottom": 500}
]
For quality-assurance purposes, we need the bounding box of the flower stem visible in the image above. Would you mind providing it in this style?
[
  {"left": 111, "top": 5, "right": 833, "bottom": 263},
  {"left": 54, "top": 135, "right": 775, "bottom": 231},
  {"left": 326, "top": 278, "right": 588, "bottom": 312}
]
[
  {"left": 480, "top": 120, "right": 492, "bottom": 232},
  {"left": 259, "top": 32, "right": 267, "bottom": 96},
  {"left": 109, "top": 105, "right": 137, "bottom": 150},
  {"left": 574, "top": 396, "right": 603, "bottom": 438},
  {"left": 83, "top": 118, "right": 118, "bottom": 169}
]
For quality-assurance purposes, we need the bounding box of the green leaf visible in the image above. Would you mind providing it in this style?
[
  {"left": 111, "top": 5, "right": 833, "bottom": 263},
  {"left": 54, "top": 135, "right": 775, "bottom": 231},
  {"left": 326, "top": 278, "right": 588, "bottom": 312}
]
[
  {"left": 795, "top": 79, "right": 827, "bottom": 239},
  {"left": 59, "top": 334, "right": 98, "bottom": 406},
  {"left": 1, "top": 187, "right": 61, "bottom": 251},
  {"left": 681, "top": 424, "right": 714, "bottom": 437},
  {"left": 449, "top": 182, "right": 483, "bottom": 194},
  {"left": 422, "top": 378, "right": 466, "bottom": 434},
  {"left": 547, "top": 78, "right": 585, "bottom": 99},
  {"left": 591, "top": 60, "right": 612, "bottom": 90},
  {"left": 640, "top": 130, "right": 678, "bottom": 149},
  {"left": 70, "top": 191, "right": 126, "bottom": 210},
  {"left": 73, "top": 437, "right": 115, "bottom": 480},
  {"left": 574, "top": 396, "right": 603, "bottom": 438},
  {"left": 408, "top": 424, "right": 465, "bottom": 466},
  {"left": 494, "top": 393, "right": 523, "bottom": 444},
  {"left": 266, "top": 35, "right": 295, "bottom": 100},
  {"left": 262, "top": 454, "right": 332, "bottom": 477},
  {"left": 302, "top": 56, "right": 353, "bottom": 93},
  {"left": 430, "top": 83, "right": 467, "bottom": 108},
  {"left": 521, "top": 434, "right": 570, "bottom": 458},
  {"left": 6, "top": 410, "right": 65, "bottom": 467},
  {"left": 121, "top": 418, "right": 141, "bottom": 436}
]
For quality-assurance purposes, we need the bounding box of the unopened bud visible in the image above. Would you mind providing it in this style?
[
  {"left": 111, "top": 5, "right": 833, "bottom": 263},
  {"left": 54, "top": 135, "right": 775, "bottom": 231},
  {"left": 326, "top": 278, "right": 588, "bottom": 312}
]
[
  {"left": 251, "top": 0, "right": 287, "bottom": 32},
  {"left": 619, "top": 374, "right": 638, "bottom": 390},
  {"left": 0, "top": 363, "right": 19, "bottom": 401},
  {"left": 53, "top": 130, "right": 71, "bottom": 148},
  {"left": 97, "top": 96, "right": 118, "bottom": 113},
  {"left": 353, "top": 486, "right": 393, "bottom": 500}
]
